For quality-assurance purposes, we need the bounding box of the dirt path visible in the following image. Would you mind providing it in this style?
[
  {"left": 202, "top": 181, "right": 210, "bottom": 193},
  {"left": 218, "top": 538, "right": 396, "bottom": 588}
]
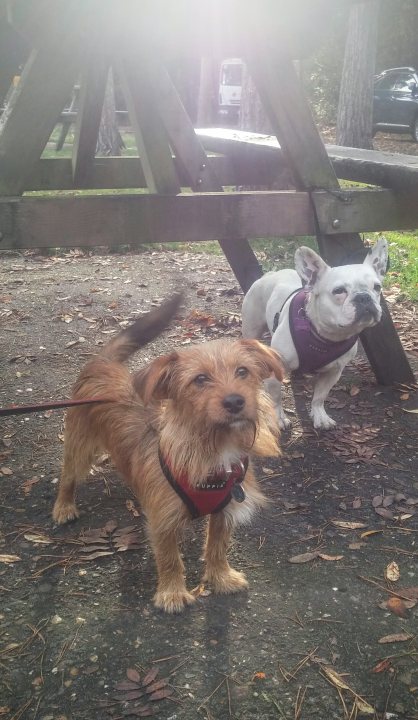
[{"left": 1, "top": 249, "right": 417, "bottom": 720}]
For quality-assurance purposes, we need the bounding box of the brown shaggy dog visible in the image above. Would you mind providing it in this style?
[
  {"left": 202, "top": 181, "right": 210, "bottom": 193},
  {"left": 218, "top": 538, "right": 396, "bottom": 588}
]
[{"left": 53, "top": 295, "right": 283, "bottom": 613}]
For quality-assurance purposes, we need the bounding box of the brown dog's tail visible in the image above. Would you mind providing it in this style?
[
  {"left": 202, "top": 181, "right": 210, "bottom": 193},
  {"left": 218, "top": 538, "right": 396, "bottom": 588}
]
[{"left": 100, "top": 293, "right": 183, "bottom": 363}]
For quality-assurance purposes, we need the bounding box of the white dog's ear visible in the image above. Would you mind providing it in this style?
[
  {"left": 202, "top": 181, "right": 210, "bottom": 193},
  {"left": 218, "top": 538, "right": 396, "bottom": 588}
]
[
  {"left": 294, "top": 246, "right": 329, "bottom": 288},
  {"left": 363, "top": 237, "right": 388, "bottom": 281}
]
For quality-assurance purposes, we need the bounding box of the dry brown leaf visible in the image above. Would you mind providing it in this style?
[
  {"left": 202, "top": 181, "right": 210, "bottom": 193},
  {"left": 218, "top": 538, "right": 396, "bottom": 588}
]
[
  {"left": 384, "top": 597, "right": 411, "bottom": 618},
  {"left": 378, "top": 633, "right": 412, "bottom": 644},
  {"left": 0, "top": 554, "right": 21, "bottom": 564},
  {"left": 331, "top": 520, "right": 367, "bottom": 530},
  {"left": 126, "top": 668, "right": 141, "bottom": 683},
  {"left": 360, "top": 529, "right": 383, "bottom": 538},
  {"left": 349, "top": 385, "right": 361, "bottom": 397},
  {"left": 322, "top": 666, "right": 351, "bottom": 690},
  {"left": 1, "top": 467, "right": 13, "bottom": 475},
  {"left": 354, "top": 697, "right": 375, "bottom": 715},
  {"left": 126, "top": 499, "right": 140, "bottom": 517},
  {"left": 371, "top": 659, "right": 392, "bottom": 673},
  {"left": 385, "top": 561, "right": 400, "bottom": 582},
  {"left": 382, "top": 495, "right": 395, "bottom": 507},
  {"left": 372, "top": 495, "right": 383, "bottom": 507},
  {"left": 374, "top": 507, "right": 394, "bottom": 520},
  {"left": 288, "top": 551, "right": 319, "bottom": 564},
  {"left": 317, "top": 553, "right": 344, "bottom": 562},
  {"left": 23, "top": 533, "right": 52, "bottom": 545}
]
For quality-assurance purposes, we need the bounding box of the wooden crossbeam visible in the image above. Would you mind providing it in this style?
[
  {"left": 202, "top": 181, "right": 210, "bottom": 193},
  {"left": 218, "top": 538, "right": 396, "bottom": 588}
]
[
  {"left": 72, "top": 54, "right": 109, "bottom": 187},
  {"left": 26, "top": 154, "right": 277, "bottom": 191},
  {"left": 117, "top": 52, "right": 180, "bottom": 195},
  {"left": 144, "top": 60, "right": 262, "bottom": 292},
  {"left": 0, "top": 43, "right": 81, "bottom": 195},
  {"left": 0, "top": 192, "right": 315, "bottom": 249}
]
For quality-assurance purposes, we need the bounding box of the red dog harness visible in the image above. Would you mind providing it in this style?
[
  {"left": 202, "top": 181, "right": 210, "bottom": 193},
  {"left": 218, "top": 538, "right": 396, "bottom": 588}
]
[{"left": 158, "top": 448, "right": 249, "bottom": 520}]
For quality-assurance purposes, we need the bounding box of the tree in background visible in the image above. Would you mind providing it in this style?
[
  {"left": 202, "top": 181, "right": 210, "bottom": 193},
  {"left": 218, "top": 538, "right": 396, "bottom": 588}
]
[
  {"left": 196, "top": 57, "right": 219, "bottom": 126},
  {"left": 239, "top": 64, "right": 272, "bottom": 133},
  {"left": 336, "top": 0, "right": 379, "bottom": 149},
  {"left": 97, "top": 67, "right": 124, "bottom": 156}
]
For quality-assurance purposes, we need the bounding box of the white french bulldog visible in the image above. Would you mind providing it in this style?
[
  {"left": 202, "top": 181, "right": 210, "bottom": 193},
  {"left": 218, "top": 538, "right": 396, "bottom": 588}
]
[{"left": 241, "top": 238, "right": 388, "bottom": 430}]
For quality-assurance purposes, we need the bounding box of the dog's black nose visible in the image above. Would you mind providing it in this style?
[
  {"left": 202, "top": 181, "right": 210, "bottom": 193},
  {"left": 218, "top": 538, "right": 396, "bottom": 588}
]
[
  {"left": 223, "top": 394, "right": 245, "bottom": 414},
  {"left": 354, "top": 292, "right": 373, "bottom": 306}
]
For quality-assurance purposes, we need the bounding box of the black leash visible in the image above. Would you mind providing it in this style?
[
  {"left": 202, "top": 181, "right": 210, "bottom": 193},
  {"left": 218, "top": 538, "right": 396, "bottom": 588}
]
[{"left": 0, "top": 398, "right": 110, "bottom": 417}]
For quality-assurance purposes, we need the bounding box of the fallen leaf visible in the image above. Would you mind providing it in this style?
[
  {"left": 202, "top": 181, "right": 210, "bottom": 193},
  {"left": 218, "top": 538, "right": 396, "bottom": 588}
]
[
  {"left": 349, "top": 385, "right": 360, "bottom": 397},
  {"left": 371, "top": 659, "right": 392, "bottom": 673},
  {"left": 360, "top": 529, "right": 383, "bottom": 539},
  {"left": 382, "top": 495, "right": 395, "bottom": 507},
  {"left": 126, "top": 668, "right": 141, "bottom": 683},
  {"left": 125, "top": 499, "right": 140, "bottom": 517},
  {"left": 143, "top": 667, "right": 159, "bottom": 686},
  {"left": 352, "top": 498, "right": 362, "bottom": 509},
  {"left": 385, "top": 561, "right": 400, "bottom": 582},
  {"left": 23, "top": 533, "right": 53, "bottom": 545},
  {"left": 384, "top": 597, "right": 412, "bottom": 618},
  {"left": 253, "top": 672, "right": 266, "bottom": 680},
  {"left": 372, "top": 495, "right": 383, "bottom": 507},
  {"left": 317, "top": 553, "right": 344, "bottom": 561},
  {"left": 322, "top": 666, "right": 350, "bottom": 690},
  {"left": 403, "top": 407, "right": 418, "bottom": 414},
  {"left": 354, "top": 698, "right": 375, "bottom": 715},
  {"left": 1, "top": 467, "right": 13, "bottom": 476},
  {"left": 0, "top": 554, "right": 21, "bottom": 564},
  {"left": 331, "top": 520, "right": 367, "bottom": 530},
  {"left": 288, "top": 551, "right": 319, "bottom": 564},
  {"left": 374, "top": 507, "right": 394, "bottom": 520},
  {"left": 378, "top": 633, "right": 412, "bottom": 644}
]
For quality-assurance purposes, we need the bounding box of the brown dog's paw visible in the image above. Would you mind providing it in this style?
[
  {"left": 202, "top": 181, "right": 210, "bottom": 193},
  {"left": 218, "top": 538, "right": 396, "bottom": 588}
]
[
  {"left": 153, "top": 587, "right": 196, "bottom": 614},
  {"left": 205, "top": 568, "right": 249, "bottom": 594},
  {"left": 52, "top": 501, "right": 80, "bottom": 525}
]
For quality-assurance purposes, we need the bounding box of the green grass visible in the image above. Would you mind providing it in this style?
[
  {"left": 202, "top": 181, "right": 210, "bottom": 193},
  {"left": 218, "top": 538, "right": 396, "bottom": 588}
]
[{"left": 383, "top": 231, "right": 418, "bottom": 302}]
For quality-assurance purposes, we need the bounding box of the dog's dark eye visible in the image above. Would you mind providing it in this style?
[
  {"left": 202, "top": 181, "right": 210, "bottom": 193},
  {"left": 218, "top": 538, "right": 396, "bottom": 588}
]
[
  {"left": 194, "top": 374, "right": 210, "bottom": 386},
  {"left": 332, "top": 286, "right": 347, "bottom": 295},
  {"left": 374, "top": 283, "right": 381, "bottom": 292},
  {"left": 236, "top": 366, "right": 249, "bottom": 378}
]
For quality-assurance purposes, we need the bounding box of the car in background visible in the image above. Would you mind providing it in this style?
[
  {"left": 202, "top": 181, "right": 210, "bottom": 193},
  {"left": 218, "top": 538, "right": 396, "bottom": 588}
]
[
  {"left": 373, "top": 67, "right": 418, "bottom": 141},
  {"left": 218, "top": 58, "right": 243, "bottom": 120}
]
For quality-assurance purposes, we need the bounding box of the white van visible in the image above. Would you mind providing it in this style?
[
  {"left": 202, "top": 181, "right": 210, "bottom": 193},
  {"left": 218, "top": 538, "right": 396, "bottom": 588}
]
[{"left": 218, "top": 58, "right": 243, "bottom": 119}]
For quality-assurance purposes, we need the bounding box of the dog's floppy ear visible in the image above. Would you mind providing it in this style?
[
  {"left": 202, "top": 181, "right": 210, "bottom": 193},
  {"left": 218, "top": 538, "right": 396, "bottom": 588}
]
[
  {"left": 133, "top": 352, "right": 179, "bottom": 405},
  {"left": 239, "top": 339, "right": 285, "bottom": 382},
  {"left": 363, "top": 236, "right": 388, "bottom": 281},
  {"left": 295, "top": 246, "right": 329, "bottom": 288}
]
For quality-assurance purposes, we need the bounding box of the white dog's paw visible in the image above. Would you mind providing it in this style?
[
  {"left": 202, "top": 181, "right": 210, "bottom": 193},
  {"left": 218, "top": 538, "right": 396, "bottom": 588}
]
[
  {"left": 310, "top": 407, "right": 336, "bottom": 430},
  {"left": 275, "top": 407, "right": 292, "bottom": 430}
]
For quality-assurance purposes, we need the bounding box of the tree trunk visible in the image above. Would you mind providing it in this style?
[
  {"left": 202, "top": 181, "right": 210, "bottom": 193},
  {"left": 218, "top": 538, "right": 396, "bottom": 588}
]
[
  {"left": 336, "top": 0, "right": 379, "bottom": 149},
  {"left": 97, "top": 66, "right": 123, "bottom": 156},
  {"left": 239, "top": 63, "right": 272, "bottom": 133},
  {"left": 196, "top": 57, "right": 218, "bottom": 127}
]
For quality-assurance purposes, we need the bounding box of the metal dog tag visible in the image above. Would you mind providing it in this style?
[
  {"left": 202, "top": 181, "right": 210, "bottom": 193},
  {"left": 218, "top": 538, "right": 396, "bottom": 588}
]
[{"left": 231, "top": 483, "right": 245, "bottom": 503}]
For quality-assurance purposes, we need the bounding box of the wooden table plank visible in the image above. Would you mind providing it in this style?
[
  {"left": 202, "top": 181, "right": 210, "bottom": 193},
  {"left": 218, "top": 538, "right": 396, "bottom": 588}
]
[
  {"left": 197, "top": 129, "right": 418, "bottom": 192},
  {"left": 0, "top": 192, "right": 315, "bottom": 249}
]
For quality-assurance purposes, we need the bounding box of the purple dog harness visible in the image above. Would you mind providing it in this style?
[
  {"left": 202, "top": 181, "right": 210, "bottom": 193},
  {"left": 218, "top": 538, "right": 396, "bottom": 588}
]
[{"left": 273, "top": 289, "right": 358, "bottom": 374}]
